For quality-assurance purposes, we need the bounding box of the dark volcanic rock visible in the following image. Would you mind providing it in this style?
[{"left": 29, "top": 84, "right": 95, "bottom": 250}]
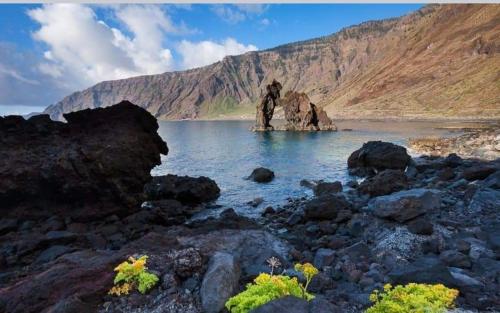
[
  {"left": 304, "top": 194, "right": 352, "bottom": 220},
  {"left": 348, "top": 141, "right": 411, "bottom": 175},
  {"left": 144, "top": 174, "right": 220, "bottom": 205},
  {"left": 437, "top": 167, "right": 455, "bottom": 181},
  {"left": 482, "top": 170, "right": 500, "bottom": 189},
  {"left": 468, "top": 188, "right": 500, "bottom": 212},
  {"left": 0, "top": 101, "right": 168, "bottom": 221},
  {"left": 172, "top": 248, "right": 203, "bottom": 278},
  {"left": 0, "top": 250, "right": 124, "bottom": 313},
  {"left": 388, "top": 256, "right": 458, "bottom": 287},
  {"left": 0, "top": 219, "right": 18, "bottom": 236},
  {"left": 251, "top": 296, "right": 308, "bottom": 313},
  {"left": 368, "top": 188, "right": 441, "bottom": 222},
  {"left": 444, "top": 153, "right": 463, "bottom": 167},
  {"left": 313, "top": 248, "right": 336, "bottom": 269},
  {"left": 254, "top": 79, "right": 282, "bottom": 131},
  {"left": 407, "top": 217, "right": 434, "bottom": 235},
  {"left": 358, "top": 170, "right": 408, "bottom": 197},
  {"left": 439, "top": 250, "right": 471, "bottom": 268},
  {"left": 251, "top": 296, "right": 337, "bottom": 313},
  {"left": 200, "top": 252, "right": 240, "bottom": 313},
  {"left": 313, "top": 181, "right": 343, "bottom": 196},
  {"left": 463, "top": 165, "right": 497, "bottom": 181},
  {"left": 276, "top": 91, "right": 337, "bottom": 131},
  {"left": 135, "top": 199, "right": 200, "bottom": 226},
  {"left": 248, "top": 167, "right": 275, "bottom": 183}
]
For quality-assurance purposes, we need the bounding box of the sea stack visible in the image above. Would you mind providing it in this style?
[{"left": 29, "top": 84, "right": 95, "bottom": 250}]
[{"left": 252, "top": 79, "right": 337, "bottom": 132}]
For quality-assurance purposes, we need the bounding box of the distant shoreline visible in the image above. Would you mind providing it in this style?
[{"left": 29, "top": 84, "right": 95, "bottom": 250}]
[{"left": 160, "top": 117, "right": 500, "bottom": 124}]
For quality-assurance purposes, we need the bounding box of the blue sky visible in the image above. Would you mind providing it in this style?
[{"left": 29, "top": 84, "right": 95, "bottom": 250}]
[{"left": 0, "top": 3, "right": 422, "bottom": 114}]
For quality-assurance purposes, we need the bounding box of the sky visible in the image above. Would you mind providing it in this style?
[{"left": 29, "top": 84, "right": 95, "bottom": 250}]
[{"left": 0, "top": 3, "right": 423, "bottom": 115}]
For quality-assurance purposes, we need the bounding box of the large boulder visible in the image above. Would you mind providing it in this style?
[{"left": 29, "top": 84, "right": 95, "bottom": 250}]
[
  {"left": 368, "top": 189, "right": 441, "bottom": 222},
  {"left": 304, "top": 194, "right": 352, "bottom": 220},
  {"left": 468, "top": 188, "right": 500, "bottom": 212},
  {"left": 144, "top": 174, "right": 220, "bottom": 205},
  {"left": 388, "top": 256, "right": 458, "bottom": 287},
  {"left": 463, "top": 165, "right": 497, "bottom": 181},
  {"left": 313, "top": 181, "right": 343, "bottom": 196},
  {"left": 200, "top": 252, "right": 240, "bottom": 313},
  {"left": 277, "top": 91, "right": 337, "bottom": 131},
  {"left": 348, "top": 141, "right": 411, "bottom": 175},
  {"left": 313, "top": 248, "right": 336, "bottom": 269},
  {"left": 0, "top": 250, "right": 124, "bottom": 313},
  {"left": 178, "top": 229, "right": 291, "bottom": 283},
  {"left": 248, "top": 167, "right": 275, "bottom": 183},
  {"left": 0, "top": 102, "right": 168, "bottom": 221},
  {"left": 358, "top": 170, "right": 408, "bottom": 197}
]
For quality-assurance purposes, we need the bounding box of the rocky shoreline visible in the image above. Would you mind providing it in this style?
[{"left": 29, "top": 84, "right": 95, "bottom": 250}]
[
  {"left": 0, "top": 103, "right": 499, "bottom": 313},
  {"left": 409, "top": 127, "right": 500, "bottom": 161}
]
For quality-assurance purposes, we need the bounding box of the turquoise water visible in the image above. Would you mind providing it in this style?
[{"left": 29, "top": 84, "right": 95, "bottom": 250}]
[{"left": 152, "top": 120, "right": 470, "bottom": 216}]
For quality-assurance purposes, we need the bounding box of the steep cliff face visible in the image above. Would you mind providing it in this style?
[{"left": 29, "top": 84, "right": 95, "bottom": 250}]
[{"left": 44, "top": 4, "right": 500, "bottom": 121}]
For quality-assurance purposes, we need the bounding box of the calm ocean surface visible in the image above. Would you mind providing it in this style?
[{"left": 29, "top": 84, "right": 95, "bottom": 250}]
[{"left": 152, "top": 120, "right": 478, "bottom": 216}]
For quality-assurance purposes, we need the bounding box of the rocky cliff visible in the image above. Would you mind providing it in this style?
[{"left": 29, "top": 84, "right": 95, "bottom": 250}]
[{"left": 44, "top": 4, "right": 500, "bottom": 121}]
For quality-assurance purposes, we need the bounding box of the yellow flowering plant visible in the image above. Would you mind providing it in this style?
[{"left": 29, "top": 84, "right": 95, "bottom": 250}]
[
  {"left": 294, "top": 262, "right": 319, "bottom": 297},
  {"left": 366, "top": 283, "right": 459, "bottom": 313},
  {"left": 108, "top": 255, "right": 159, "bottom": 296},
  {"left": 225, "top": 260, "right": 319, "bottom": 313}
]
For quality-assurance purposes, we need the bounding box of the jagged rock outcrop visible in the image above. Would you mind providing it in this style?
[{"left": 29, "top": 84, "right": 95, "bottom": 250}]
[
  {"left": 45, "top": 5, "right": 500, "bottom": 121},
  {"left": 252, "top": 85, "right": 337, "bottom": 132},
  {"left": 254, "top": 80, "right": 282, "bottom": 131},
  {"left": 276, "top": 91, "right": 337, "bottom": 131},
  {"left": 0, "top": 101, "right": 168, "bottom": 221}
]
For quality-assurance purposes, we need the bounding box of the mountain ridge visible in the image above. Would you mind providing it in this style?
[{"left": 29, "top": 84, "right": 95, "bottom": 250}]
[{"left": 44, "top": 4, "right": 500, "bottom": 121}]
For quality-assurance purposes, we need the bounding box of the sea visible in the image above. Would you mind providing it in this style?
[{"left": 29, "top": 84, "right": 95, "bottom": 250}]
[{"left": 152, "top": 120, "right": 486, "bottom": 217}]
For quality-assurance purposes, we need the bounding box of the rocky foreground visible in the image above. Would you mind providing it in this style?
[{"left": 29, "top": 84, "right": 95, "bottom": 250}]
[{"left": 1, "top": 103, "right": 499, "bottom": 313}]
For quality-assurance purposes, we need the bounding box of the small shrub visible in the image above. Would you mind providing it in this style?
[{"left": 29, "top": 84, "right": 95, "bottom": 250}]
[
  {"left": 294, "top": 262, "right": 319, "bottom": 297},
  {"left": 366, "top": 283, "right": 459, "bottom": 313},
  {"left": 109, "top": 255, "right": 159, "bottom": 296},
  {"left": 225, "top": 261, "right": 318, "bottom": 313}
]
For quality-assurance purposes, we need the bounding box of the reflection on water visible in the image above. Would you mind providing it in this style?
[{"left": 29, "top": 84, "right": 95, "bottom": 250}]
[{"left": 152, "top": 120, "right": 486, "bottom": 216}]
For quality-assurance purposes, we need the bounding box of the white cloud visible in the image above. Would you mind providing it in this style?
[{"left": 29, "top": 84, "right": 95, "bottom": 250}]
[
  {"left": 4, "top": 4, "right": 258, "bottom": 109},
  {"left": 28, "top": 4, "right": 137, "bottom": 89},
  {"left": 27, "top": 4, "right": 185, "bottom": 91},
  {"left": 0, "top": 63, "right": 39, "bottom": 85},
  {"left": 260, "top": 18, "right": 271, "bottom": 26},
  {"left": 212, "top": 4, "right": 270, "bottom": 24},
  {"left": 234, "top": 4, "right": 269, "bottom": 15},
  {"left": 113, "top": 5, "right": 177, "bottom": 75},
  {"left": 0, "top": 42, "right": 68, "bottom": 108},
  {"left": 38, "top": 63, "right": 63, "bottom": 78},
  {"left": 177, "top": 38, "right": 257, "bottom": 69},
  {"left": 211, "top": 5, "right": 246, "bottom": 24}
]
